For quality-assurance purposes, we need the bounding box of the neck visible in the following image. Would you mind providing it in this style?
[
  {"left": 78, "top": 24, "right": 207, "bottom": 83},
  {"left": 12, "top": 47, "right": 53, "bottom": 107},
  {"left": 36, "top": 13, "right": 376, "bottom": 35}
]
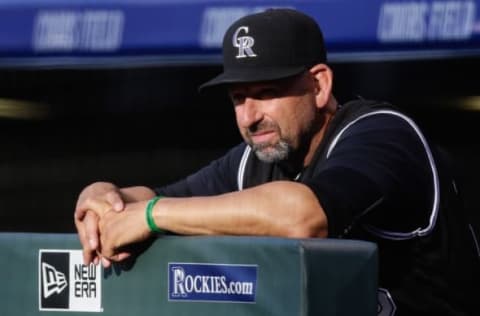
[
  {"left": 277, "top": 97, "right": 338, "bottom": 174},
  {"left": 277, "top": 105, "right": 337, "bottom": 176},
  {"left": 303, "top": 96, "right": 338, "bottom": 167},
  {"left": 302, "top": 109, "right": 335, "bottom": 167}
]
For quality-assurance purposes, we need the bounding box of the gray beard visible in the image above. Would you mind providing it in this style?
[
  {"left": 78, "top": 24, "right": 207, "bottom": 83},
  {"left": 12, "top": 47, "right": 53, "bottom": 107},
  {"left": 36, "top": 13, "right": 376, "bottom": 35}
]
[{"left": 252, "top": 140, "right": 291, "bottom": 163}]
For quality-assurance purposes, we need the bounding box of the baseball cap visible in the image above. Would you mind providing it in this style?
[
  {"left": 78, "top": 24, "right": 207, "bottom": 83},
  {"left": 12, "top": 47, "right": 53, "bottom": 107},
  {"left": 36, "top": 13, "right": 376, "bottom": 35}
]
[{"left": 199, "top": 8, "right": 327, "bottom": 92}]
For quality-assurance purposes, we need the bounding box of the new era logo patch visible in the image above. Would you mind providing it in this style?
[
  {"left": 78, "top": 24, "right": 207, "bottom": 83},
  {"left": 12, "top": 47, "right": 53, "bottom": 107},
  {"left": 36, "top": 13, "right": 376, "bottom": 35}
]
[
  {"left": 39, "top": 251, "right": 69, "bottom": 309},
  {"left": 38, "top": 250, "right": 102, "bottom": 312},
  {"left": 42, "top": 262, "right": 68, "bottom": 299}
]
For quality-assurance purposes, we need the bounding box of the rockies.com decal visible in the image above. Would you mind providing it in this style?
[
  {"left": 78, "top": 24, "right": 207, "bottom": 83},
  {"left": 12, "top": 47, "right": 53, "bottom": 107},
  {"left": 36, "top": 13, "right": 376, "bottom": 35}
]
[{"left": 168, "top": 263, "right": 257, "bottom": 303}]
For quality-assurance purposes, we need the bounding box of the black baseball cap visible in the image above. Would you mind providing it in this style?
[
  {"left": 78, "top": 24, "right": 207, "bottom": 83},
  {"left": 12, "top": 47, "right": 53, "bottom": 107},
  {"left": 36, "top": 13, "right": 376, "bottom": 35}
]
[{"left": 199, "top": 8, "right": 327, "bottom": 92}]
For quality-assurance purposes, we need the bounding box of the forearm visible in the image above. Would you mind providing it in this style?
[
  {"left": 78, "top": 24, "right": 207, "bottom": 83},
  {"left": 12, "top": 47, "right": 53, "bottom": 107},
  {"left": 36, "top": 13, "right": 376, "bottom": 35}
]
[
  {"left": 94, "top": 181, "right": 328, "bottom": 259},
  {"left": 152, "top": 181, "right": 328, "bottom": 238},
  {"left": 120, "top": 186, "right": 156, "bottom": 202}
]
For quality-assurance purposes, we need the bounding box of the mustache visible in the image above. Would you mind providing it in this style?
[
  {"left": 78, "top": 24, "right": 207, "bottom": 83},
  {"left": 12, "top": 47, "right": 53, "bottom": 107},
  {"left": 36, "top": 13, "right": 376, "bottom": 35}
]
[{"left": 247, "top": 120, "right": 279, "bottom": 135}]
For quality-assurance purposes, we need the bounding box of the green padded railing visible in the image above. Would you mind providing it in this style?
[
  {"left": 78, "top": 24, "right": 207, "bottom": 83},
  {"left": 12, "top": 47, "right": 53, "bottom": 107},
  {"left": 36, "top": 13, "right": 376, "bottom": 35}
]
[{"left": 0, "top": 233, "right": 377, "bottom": 316}]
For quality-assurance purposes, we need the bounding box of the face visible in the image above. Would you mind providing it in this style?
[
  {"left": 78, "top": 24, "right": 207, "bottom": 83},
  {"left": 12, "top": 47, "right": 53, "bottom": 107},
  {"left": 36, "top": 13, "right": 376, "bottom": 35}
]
[{"left": 229, "top": 72, "right": 320, "bottom": 163}]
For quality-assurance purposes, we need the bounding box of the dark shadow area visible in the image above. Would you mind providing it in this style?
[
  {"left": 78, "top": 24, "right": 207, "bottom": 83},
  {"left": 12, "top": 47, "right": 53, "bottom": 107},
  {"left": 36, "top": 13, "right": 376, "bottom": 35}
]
[
  {"left": 0, "top": 57, "right": 478, "bottom": 232},
  {"left": 103, "top": 237, "right": 157, "bottom": 278}
]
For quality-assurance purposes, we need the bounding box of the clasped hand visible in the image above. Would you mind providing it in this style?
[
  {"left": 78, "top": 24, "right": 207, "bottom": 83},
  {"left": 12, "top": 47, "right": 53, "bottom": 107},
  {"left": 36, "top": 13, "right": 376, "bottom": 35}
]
[{"left": 74, "top": 182, "right": 153, "bottom": 267}]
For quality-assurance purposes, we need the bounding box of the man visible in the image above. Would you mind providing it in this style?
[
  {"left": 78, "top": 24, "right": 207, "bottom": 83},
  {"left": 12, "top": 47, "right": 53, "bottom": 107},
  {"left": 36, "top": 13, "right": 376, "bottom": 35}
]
[{"left": 75, "top": 9, "right": 478, "bottom": 316}]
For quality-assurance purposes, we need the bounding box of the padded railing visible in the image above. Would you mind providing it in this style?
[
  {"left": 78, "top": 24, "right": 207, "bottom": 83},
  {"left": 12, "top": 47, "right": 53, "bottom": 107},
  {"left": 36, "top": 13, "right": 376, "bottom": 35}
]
[{"left": 0, "top": 233, "right": 377, "bottom": 315}]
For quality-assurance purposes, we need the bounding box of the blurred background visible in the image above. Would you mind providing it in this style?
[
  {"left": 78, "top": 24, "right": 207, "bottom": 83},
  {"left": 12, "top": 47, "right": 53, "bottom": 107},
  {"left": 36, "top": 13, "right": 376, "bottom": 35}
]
[{"left": 0, "top": 0, "right": 479, "bottom": 233}]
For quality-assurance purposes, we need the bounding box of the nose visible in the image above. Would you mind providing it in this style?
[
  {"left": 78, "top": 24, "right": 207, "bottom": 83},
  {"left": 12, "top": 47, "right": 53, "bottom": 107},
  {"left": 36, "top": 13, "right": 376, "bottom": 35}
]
[{"left": 237, "top": 97, "right": 263, "bottom": 128}]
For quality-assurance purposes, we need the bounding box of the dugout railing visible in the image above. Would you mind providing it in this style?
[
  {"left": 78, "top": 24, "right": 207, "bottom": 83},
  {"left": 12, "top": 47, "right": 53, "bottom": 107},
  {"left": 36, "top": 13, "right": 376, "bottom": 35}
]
[{"left": 0, "top": 233, "right": 377, "bottom": 316}]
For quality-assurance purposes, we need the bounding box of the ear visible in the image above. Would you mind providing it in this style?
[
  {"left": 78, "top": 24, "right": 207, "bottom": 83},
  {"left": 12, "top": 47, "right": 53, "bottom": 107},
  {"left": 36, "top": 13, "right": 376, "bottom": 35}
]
[{"left": 309, "top": 64, "right": 333, "bottom": 110}]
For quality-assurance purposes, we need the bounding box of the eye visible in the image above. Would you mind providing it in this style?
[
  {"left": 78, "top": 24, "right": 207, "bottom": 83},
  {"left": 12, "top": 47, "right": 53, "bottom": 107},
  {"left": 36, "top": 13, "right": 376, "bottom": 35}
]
[
  {"left": 256, "top": 87, "right": 279, "bottom": 100},
  {"left": 230, "top": 93, "right": 245, "bottom": 105}
]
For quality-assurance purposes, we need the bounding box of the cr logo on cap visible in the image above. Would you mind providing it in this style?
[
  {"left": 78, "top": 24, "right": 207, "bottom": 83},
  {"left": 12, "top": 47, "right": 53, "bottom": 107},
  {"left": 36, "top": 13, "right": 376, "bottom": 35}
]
[{"left": 232, "top": 26, "right": 257, "bottom": 59}]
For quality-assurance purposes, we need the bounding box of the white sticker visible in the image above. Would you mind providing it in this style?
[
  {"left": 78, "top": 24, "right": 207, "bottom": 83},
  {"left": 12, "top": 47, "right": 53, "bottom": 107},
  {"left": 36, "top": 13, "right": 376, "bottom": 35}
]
[{"left": 38, "top": 249, "right": 102, "bottom": 312}]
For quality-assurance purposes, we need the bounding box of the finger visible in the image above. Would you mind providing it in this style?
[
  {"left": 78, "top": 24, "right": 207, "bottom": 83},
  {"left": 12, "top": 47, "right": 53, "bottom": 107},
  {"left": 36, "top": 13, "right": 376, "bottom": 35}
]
[
  {"left": 101, "top": 256, "right": 112, "bottom": 269},
  {"left": 83, "top": 211, "right": 100, "bottom": 251},
  {"left": 109, "top": 252, "right": 132, "bottom": 262},
  {"left": 98, "top": 251, "right": 131, "bottom": 267},
  {"left": 81, "top": 197, "right": 112, "bottom": 219},
  {"left": 98, "top": 233, "right": 116, "bottom": 262},
  {"left": 75, "top": 212, "right": 95, "bottom": 265},
  {"left": 82, "top": 247, "right": 97, "bottom": 265},
  {"left": 105, "top": 190, "right": 124, "bottom": 212},
  {"left": 79, "top": 211, "right": 100, "bottom": 265},
  {"left": 74, "top": 206, "right": 88, "bottom": 222},
  {"left": 96, "top": 246, "right": 112, "bottom": 268}
]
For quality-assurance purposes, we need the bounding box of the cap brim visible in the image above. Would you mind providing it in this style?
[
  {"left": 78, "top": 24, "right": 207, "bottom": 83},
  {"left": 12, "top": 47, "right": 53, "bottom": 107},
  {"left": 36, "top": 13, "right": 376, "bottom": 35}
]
[{"left": 198, "top": 66, "right": 307, "bottom": 93}]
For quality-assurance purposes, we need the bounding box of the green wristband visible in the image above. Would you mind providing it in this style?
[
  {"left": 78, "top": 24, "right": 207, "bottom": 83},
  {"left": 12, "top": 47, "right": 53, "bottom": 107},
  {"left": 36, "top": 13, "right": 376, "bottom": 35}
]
[{"left": 146, "top": 196, "right": 164, "bottom": 233}]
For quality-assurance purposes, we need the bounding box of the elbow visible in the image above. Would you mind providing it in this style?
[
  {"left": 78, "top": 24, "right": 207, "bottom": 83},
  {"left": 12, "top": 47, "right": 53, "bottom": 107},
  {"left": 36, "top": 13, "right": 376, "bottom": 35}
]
[
  {"left": 286, "top": 224, "right": 328, "bottom": 239},
  {"left": 291, "top": 190, "right": 329, "bottom": 238},
  {"left": 262, "top": 181, "right": 329, "bottom": 239},
  {"left": 285, "top": 215, "right": 328, "bottom": 239}
]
